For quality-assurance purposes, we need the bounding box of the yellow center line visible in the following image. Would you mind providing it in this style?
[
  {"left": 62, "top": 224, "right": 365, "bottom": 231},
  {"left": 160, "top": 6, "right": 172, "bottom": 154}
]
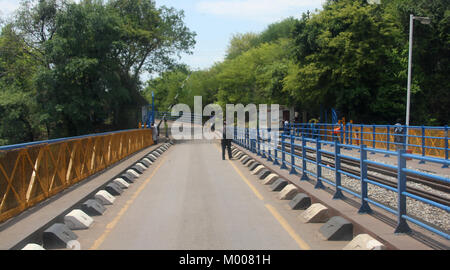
[
  {"left": 89, "top": 154, "right": 168, "bottom": 250},
  {"left": 265, "top": 204, "right": 311, "bottom": 250},
  {"left": 221, "top": 144, "right": 310, "bottom": 250},
  {"left": 214, "top": 144, "right": 264, "bottom": 200}
]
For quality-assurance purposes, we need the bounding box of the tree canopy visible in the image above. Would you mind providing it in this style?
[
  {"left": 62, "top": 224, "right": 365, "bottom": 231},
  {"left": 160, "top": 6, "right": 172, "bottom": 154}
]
[
  {"left": 0, "top": 0, "right": 195, "bottom": 145},
  {"left": 146, "top": 0, "right": 449, "bottom": 126}
]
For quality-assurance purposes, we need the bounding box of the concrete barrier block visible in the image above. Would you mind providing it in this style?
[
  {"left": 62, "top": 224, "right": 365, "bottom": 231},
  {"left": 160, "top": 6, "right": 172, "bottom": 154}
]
[
  {"left": 147, "top": 154, "right": 157, "bottom": 161},
  {"left": 246, "top": 160, "right": 256, "bottom": 167},
  {"left": 105, "top": 182, "right": 123, "bottom": 196},
  {"left": 258, "top": 169, "right": 271, "bottom": 180},
  {"left": 113, "top": 178, "right": 130, "bottom": 189},
  {"left": 262, "top": 174, "right": 279, "bottom": 185},
  {"left": 64, "top": 209, "right": 94, "bottom": 230},
  {"left": 121, "top": 173, "right": 135, "bottom": 183},
  {"left": 302, "top": 203, "right": 329, "bottom": 223},
  {"left": 289, "top": 193, "right": 311, "bottom": 210},
  {"left": 249, "top": 163, "right": 261, "bottom": 171},
  {"left": 43, "top": 223, "right": 78, "bottom": 249},
  {"left": 242, "top": 158, "right": 253, "bottom": 165},
  {"left": 82, "top": 199, "right": 106, "bottom": 216},
  {"left": 141, "top": 158, "right": 152, "bottom": 167},
  {"left": 270, "top": 179, "right": 288, "bottom": 192},
  {"left": 126, "top": 169, "right": 140, "bottom": 178},
  {"left": 137, "top": 161, "right": 148, "bottom": 168},
  {"left": 235, "top": 152, "right": 244, "bottom": 159},
  {"left": 343, "top": 234, "right": 386, "bottom": 250},
  {"left": 319, "top": 216, "right": 353, "bottom": 241},
  {"left": 95, "top": 190, "right": 116, "bottom": 205},
  {"left": 22, "top": 243, "right": 45, "bottom": 250},
  {"left": 152, "top": 151, "right": 161, "bottom": 157},
  {"left": 136, "top": 163, "right": 147, "bottom": 170},
  {"left": 240, "top": 155, "right": 249, "bottom": 162},
  {"left": 251, "top": 165, "right": 266, "bottom": 175},
  {"left": 130, "top": 166, "right": 143, "bottom": 174},
  {"left": 278, "top": 184, "right": 299, "bottom": 200},
  {"left": 156, "top": 149, "right": 164, "bottom": 154}
]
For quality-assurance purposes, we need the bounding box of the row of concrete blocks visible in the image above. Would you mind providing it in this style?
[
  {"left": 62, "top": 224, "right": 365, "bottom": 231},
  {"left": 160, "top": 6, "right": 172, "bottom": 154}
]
[
  {"left": 21, "top": 142, "right": 174, "bottom": 250},
  {"left": 230, "top": 146, "right": 386, "bottom": 250}
]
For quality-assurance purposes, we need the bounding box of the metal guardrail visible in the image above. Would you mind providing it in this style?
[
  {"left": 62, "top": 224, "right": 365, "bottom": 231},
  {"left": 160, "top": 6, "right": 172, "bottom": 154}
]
[
  {"left": 285, "top": 123, "right": 449, "bottom": 166},
  {"left": 0, "top": 129, "right": 153, "bottom": 223},
  {"left": 233, "top": 127, "right": 450, "bottom": 240}
]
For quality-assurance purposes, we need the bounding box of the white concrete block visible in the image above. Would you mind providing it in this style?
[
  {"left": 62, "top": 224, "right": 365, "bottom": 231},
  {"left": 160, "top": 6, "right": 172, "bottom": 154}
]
[
  {"left": 343, "top": 234, "right": 386, "bottom": 250},
  {"left": 262, "top": 174, "right": 279, "bottom": 185},
  {"left": 22, "top": 244, "right": 45, "bottom": 250},
  {"left": 152, "top": 151, "right": 161, "bottom": 157},
  {"left": 64, "top": 209, "right": 94, "bottom": 230},
  {"left": 302, "top": 203, "right": 329, "bottom": 223},
  {"left": 95, "top": 190, "right": 116, "bottom": 205},
  {"left": 149, "top": 154, "right": 158, "bottom": 160},
  {"left": 136, "top": 163, "right": 147, "bottom": 171},
  {"left": 251, "top": 165, "right": 266, "bottom": 175},
  {"left": 143, "top": 158, "right": 153, "bottom": 165},
  {"left": 113, "top": 178, "right": 130, "bottom": 189},
  {"left": 278, "top": 184, "right": 299, "bottom": 200},
  {"left": 239, "top": 155, "right": 248, "bottom": 161},
  {"left": 127, "top": 169, "right": 140, "bottom": 178}
]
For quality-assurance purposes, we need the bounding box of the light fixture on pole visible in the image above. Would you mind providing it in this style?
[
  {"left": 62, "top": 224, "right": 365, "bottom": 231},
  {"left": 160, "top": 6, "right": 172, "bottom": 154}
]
[{"left": 405, "top": 14, "right": 430, "bottom": 149}]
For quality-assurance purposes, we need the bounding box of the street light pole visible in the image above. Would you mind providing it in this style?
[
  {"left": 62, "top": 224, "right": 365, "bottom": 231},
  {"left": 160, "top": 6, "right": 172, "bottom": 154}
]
[
  {"left": 405, "top": 14, "right": 430, "bottom": 150},
  {"left": 406, "top": 14, "right": 413, "bottom": 129}
]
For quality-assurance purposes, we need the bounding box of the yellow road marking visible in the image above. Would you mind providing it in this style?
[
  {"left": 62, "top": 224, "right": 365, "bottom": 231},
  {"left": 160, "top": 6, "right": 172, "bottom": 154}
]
[
  {"left": 265, "top": 204, "right": 311, "bottom": 250},
  {"left": 89, "top": 155, "right": 168, "bottom": 250},
  {"left": 214, "top": 144, "right": 264, "bottom": 200},
  {"left": 215, "top": 143, "right": 310, "bottom": 250}
]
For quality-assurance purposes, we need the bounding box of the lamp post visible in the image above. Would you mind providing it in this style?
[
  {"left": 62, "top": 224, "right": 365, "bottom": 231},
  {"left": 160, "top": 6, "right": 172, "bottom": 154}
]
[{"left": 405, "top": 14, "right": 430, "bottom": 149}]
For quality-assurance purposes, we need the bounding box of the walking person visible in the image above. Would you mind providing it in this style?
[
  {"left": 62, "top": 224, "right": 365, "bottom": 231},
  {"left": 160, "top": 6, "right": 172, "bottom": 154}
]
[
  {"left": 221, "top": 120, "right": 232, "bottom": 160},
  {"left": 151, "top": 122, "right": 158, "bottom": 144},
  {"left": 393, "top": 121, "right": 404, "bottom": 151}
]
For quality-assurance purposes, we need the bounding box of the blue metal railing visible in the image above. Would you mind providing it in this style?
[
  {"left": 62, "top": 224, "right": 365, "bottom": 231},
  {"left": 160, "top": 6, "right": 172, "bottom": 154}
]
[
  {"left": 234, "top": 127, "right": 450, "bottom": 240},
  {"left": 283, "top": 123, "right": 449, "bottom": 168}
]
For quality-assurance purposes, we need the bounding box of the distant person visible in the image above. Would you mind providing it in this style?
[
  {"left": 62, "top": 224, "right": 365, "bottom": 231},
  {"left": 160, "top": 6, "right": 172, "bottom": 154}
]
[
  {"left": 393, "top": 121, "right": 404, "bottom": 150},
  {"left": 163, "top": 116, "right": 168, "bottom": 137},
  {"left": 151, "top": 122, "right": 158, "bottom": 144},
  {"left": 221, "top": 120, "right": 232, "bottom": 160}
]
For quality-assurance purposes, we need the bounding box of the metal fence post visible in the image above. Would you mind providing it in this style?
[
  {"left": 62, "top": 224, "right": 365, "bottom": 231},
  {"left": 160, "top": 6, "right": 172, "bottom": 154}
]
[
  {"left": 358, "top": 126, "right": 363, "bottom": 152},
  {"left": 333, "top": 140, "right": 344, "bottom": 199},
  {"left": 371, "top": 125, "right": 376, "bottom": 154},
  {"left": 280, "top": 135, "right": 287, "bottom": 169},
  {"left": 340, "top": 123, "right": 344, "bottom": 144},
  {"left": 345, "top": 123, "right": 349, "bottom": 145},
  {"left": 273, "top": 132, "right": 280, "bottom": 165},
  {"left": 349, "top": 123, "right": 353, "bottom": 146},
  {"left": 395, "top": 149, "right": 412, "bottom": 234},
  {"left": 261, "top": 129, "right": 267, "bottom": 158},
  {"left": 358, "top": 144, "right": 372, "bottom": 214},
  {"left": 315, "top": 138, "right": 324, "bottom": 189},
  {"left": 257, "top": 128, "right": 261, "bottom": 156},
  {"left": 290, "top": 134, "right": 297, "bottom": 175},
  {"left": 419, "top": 126, "right": 425, "bottom": 164},
  {"left": 267, "top": 130, "right": 273, "bottom": 162},
  {"left": 300, "top": 136, "right": 309, "bottom": 181},
  {"left": 444, "top": 125, "right": 449, "bottom": 168},
  {"left": 385, "top": 125, "right": 390, "bottom": 157}
]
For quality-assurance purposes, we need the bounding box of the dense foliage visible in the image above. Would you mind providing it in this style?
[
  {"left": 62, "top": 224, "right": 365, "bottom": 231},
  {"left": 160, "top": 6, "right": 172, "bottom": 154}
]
[
  {"left": 0, "top": 0, "right": 195, "bottom": 145},
  {"left": 146, "top": 0, "right": 449, "bottom": 126}
]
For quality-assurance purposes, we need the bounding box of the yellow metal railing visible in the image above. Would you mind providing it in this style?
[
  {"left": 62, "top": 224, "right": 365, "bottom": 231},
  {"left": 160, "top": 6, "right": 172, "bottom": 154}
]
[{"left": 0, "top": 129, "right": 153, "bottom": 223}]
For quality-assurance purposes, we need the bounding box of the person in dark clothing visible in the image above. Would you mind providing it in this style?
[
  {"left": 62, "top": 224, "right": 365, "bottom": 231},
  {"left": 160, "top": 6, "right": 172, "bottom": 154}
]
[
  {"left": 393, "top": 121, "right": 404, "bottom": 150},
  {"left": 221, "top": 121, "right": 232, "bottom": 160}
]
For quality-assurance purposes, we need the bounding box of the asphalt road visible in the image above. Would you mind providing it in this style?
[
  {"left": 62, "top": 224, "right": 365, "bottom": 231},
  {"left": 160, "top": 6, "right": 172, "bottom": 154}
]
[{"left": 76, "top": 140, "right": 347, "bottom": 250}]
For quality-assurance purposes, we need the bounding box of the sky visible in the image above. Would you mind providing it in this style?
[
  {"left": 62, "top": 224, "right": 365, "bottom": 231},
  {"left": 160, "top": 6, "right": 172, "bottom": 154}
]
[{"left": 0, "top": 0, "right": 325, "bottom": 70}]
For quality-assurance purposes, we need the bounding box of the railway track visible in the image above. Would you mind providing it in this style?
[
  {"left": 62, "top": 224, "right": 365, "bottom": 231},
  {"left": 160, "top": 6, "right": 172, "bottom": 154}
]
[{"left": 261, "top": 140, "right": 450, "bottom": 207}]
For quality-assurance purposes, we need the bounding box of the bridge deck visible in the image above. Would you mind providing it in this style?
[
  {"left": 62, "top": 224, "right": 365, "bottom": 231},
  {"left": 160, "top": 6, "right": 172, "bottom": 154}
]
[{"left": 75, "top": 141, "right": 346, "bottom": 250}]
